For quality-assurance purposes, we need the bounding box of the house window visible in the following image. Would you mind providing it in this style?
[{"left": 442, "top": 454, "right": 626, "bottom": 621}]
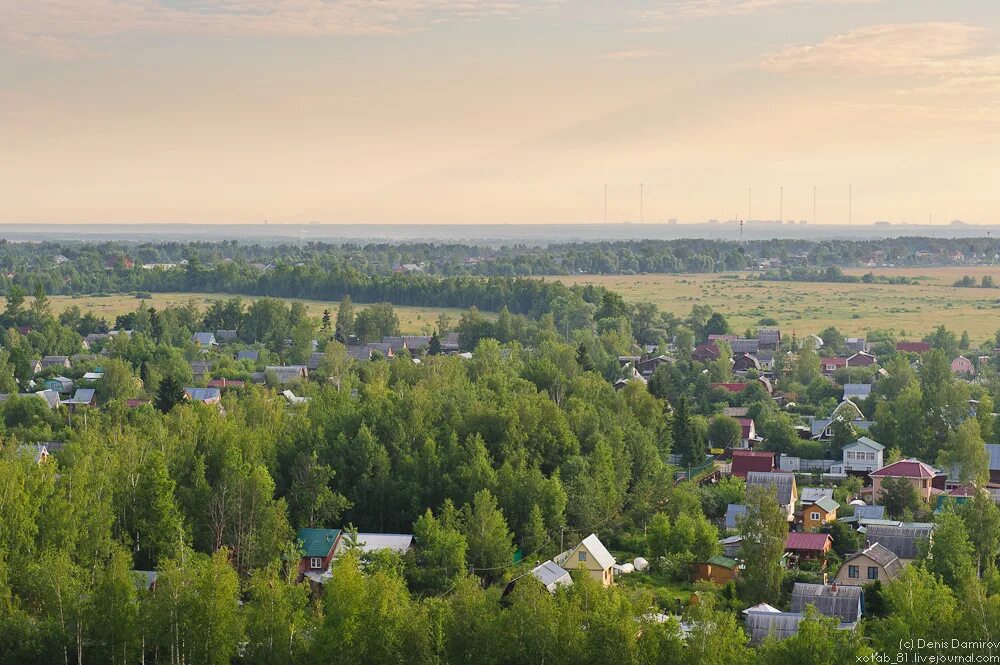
[
  {"left": 848, "top": 565, "right": 859, "bottom": 579},
  {"left": 579, "top": 551, "right": 587, "bottom": 562},
  {"left": 810, "top": 512, "right": 821, "bottom": 521},
  {"left": 868, "top": 566, "right": 879, "bottom": 580},
  {"left": 309, "top": 557, "right": 323, "bottom": 569}
]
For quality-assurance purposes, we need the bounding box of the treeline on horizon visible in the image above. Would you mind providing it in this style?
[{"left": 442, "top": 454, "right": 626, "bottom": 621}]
[{"left": 0, "top": 236, "right": 996, "bottom": 280}]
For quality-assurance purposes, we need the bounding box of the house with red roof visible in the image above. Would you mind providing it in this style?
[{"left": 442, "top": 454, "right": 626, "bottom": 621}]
[
  {"left": 819, "top": 357, "right": 848, "bottom": 375},
  {"left": 731, "top": 450, "right": 775, "bottom": 478},
  {"left": 847, "top": 351, "right": 877, "bottom": 367},
  {"left": 785, "top": 532, "right": 833, "bottom": 567},
  {"left": 870, "top": 459, "right": 939, "bottom": 502},
  {"left": 896, "top": 341, "right": 931, "bottom": 354}
]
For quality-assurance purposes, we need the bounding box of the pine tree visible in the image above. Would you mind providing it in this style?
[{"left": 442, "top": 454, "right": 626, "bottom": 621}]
[{"left": 155, "top": 375, "right": 186, "bottom": 413}]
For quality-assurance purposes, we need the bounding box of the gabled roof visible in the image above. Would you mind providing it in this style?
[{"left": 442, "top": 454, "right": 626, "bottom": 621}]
[
  {"left": 843, "top": 383, "right": 872, "bottom": 399},
  {"left": 896, "top": 341, "right": 931, "bottom": 353},
  {"left": 811, "top": 497, "right": 840, "bottom": 513},
  {"left": 297, "top": 528, "right": 341, "bottom": 558},
  {"left": 236, "top": 350, "right": 260, "bottom": 361},
  {"left": 786, "top": 532, "right": 832, "bottom": 552},
  {"left": 864, "top": 524, "right": 933, "bottom": 560},
  {"left": 871, "top": 458, "right": 936, "bottom": 479},
  {"left": 846, "top": 436, "right": 885, "bottom": 452},
  {"left": 746, "top": 471, "right": 797, "bottom": 505},
  {"left": 192, "top": 332, "right": 217, "bottom": 345},
  {"left": 725, "top": 504, "right": 747, "bottom": 530},
  {"left": 790, "top": 583, "right": 862, "bottom": 623},
  {"left": 530, "top": 560, "right": 573, "bottom": 593},
  {"left": 846, "top": 542, "right": 902, "bottom": 580},
  {"left": 731, "top": 450, "right": 774, "bottom": 479},
  {"left": 800, "top": 487, "right": 834, "bottom": 504},
  {"left": 69, "top": 388, "right": 96, "bottom": 404},
  {"left": 706, "top": 556, "right": 738, "bottom": 569},
  {"left": 579, "top": 533, "right": 616, "bottom": 570},
  {"left": 831, "top": 399, "right": 865, "bottom": 421},
  {"left": 185, "top": 387, "right": 221, "bottom": 402}
]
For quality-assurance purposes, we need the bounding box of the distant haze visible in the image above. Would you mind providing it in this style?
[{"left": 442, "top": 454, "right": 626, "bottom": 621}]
[
  {"left": 2, "top": 2, "right": 999, "bottom": 224},
  {"left": 0, "top": 222, "right": 995, "bottom": 245}
]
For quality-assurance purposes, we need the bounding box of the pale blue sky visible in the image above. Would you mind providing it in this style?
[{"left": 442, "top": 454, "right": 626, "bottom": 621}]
[{"left": 2, "top": 1, "right": 999, "bottom": 224}]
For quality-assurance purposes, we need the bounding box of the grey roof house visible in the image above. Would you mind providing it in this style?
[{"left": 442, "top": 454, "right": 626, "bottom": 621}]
[
  {"left": 863, "top": 523, "right": 933, "bottom": 561},
  {"left": 790, "top": 583, "right": 863, "bottom": 624}
]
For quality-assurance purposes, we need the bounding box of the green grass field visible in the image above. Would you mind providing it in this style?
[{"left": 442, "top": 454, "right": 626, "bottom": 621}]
[
  {"left": 546, "top": 266, "right": 1000, "bottom": 344},
  {"left": 47, "top": 292, "right": 471, "bottom": 335}
]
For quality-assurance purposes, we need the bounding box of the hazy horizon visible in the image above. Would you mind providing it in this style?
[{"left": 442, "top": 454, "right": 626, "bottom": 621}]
[{"left": 4, "top": 1, "right": 999, "bottom": 225}]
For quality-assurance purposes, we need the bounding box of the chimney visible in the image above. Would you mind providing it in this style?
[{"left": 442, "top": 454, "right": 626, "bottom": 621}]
[{"left": 830, "top": 582, "right": 838, "bottom": 593}]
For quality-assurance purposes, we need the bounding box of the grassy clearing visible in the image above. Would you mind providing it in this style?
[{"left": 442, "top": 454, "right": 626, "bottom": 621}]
[
  {"left": 46, "top": 292, "right": 472, "bottom": 335},
  {"left": 545, "top": 267, "right": 1000, "bottom": 344}
]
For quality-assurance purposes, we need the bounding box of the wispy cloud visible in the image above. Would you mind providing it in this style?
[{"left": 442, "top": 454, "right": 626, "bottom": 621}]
[
  {"left": 761, "top": 22, "right": 1000, "bottom": 93},
  {"left": 602, "top": 48, "right": 663, "bottom": 60},
  {"left": 634, "top": 0, "right": 876, "bottom": 28},
  {"left": 2, "top": 0, "right": 552, "bottom": 58}
]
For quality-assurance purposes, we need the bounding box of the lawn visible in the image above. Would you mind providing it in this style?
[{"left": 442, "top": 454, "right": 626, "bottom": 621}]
[
  {"left": 46, "top": 292, "right": 472, "bottom": 335},
  {"left": 545, "top": 267, "right": 1000, "bottom": 345}
]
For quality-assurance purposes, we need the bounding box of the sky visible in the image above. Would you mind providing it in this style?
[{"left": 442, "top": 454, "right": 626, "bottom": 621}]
[{"left": 2, "top": 0, "right": 999, "bottom": 225}]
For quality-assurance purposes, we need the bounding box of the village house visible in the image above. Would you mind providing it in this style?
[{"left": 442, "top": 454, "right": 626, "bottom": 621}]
[
  {"left": 746, "top": 471, "right": 798, "bottom": 521},
  {"left": 185, "top": 387, "right": 222, "bottom": 405},
  {"left": 785, "top": 532, "right": 833, "bottom": 567},
  {"left": 819, "top": 357, "right": 847, "bottom": 375},
  {"left": 236, "top": 350, "right": 260, "bottom": 362},
  {"left": 691, "top": 556, "right": 740, "bottom": 585},
  {"left": 215, "top": 329, "right": 238, "bottom": 343},
  {"left": 191, "top": 332, "right": 218, "bottom": 348},
  {"left": 847, "top": 351, "right": 877, "bottom": 367},
  {"left": 870, "top": 459, "right": 939, "bottom": 502},
  {"left": 692, "top": 343, "right": 720, "bottom": 362},
  {"left": 555, "top": 533, "right": 616, "bottom": 587},
  {"left": 801, "top": 497, "right": 839, "bottom": 531},
  {"left": 842, "top": 384, "right": 872, "bottom": 401},
  {"left": 757, "top": 328, "right": 781, "bottom": 350},
  {"left": 834, "top": 543, "right": 902, "bottom": 586},
  {"left": 844, "top": 338, "right": 867, "bottom": 354},
  {"left": 730, "top": 450, "right": 774, "bottom": 478},
  {"left": 296, "top": 528, "right": 341, "bottom": 583},
  {"left": 266, "top": 365, "right": 309, "bottom": 384},
  {"left": 732, "top": 353, "right": 761, "bottom": 373},
  {"left": 862, "top": 523, "right": 933, "bottom": 562},
  {"left": 40, "top": 355, "right": 71, "bottom": 370},
  {"left": 731, "top": 338, "right": 760, "bottom": 355},
  {"left": 951, "top": 355, "right": 975, "bottom": 376},
  {"left": 206, "top": 378, "right": 244, "bottom": 390},
  {"left": 65, "top": 388, "right": 97, "bottom": 408},
  {"left": 790, "top": 583, "right": 863, "bottom": 625},
  {"left": 44, "top": 376, "right": 74, "bottom": 394},
  {"left": 505, "top": 560, "right": 573, "bottom": 596},
  {"left": 986, "top": 444, "right": 1000, "bottom": 484},
  {"left": 839, "top": 437, "right": 885, "bottom": 474}
]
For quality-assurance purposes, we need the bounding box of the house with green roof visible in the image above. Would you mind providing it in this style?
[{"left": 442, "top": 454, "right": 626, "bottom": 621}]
[
  {"left": 802, "top": 496, "right": 840, "bottom": 531},
  {"left": 296, "top": 528, "right": 341, "bottom": 582}
]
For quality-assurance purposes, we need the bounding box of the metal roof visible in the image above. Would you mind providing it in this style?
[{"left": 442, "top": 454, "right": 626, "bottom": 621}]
[
  {"left": 579, "top": 533, "right": 616, "bottom": 570},
  {"left": 865, "top": 524, "right": 932, "bottom": 560},
  {"left": 853, "top": 505, "right": 886, "bottom": 521},
  {"left": 354, "top": 533, "right": 413, "bottom": 554},
  {"left": 800, "top": 487, "right": 834, "bottom": 504},
  {"left": 185, "top": 387, "right": 221, "bottom": 402},
  {"left": 986, "top": 444, "right": 1000, "bottom": 472},
  {"left": 846, "top": 542, "right": 902, "bottom": 580},
  {"left": 725, "top": 504, "right": 747, "bottom": 530},
  {"left": 530, "top": 560, "right": 573, "bottom": 593},
  {"left": 297, "top": 528, "right": 341, "bottom": 558},
  {"left": 790, "top": 583, "right": 863, "bottom": 623},
  {"left": 746, "top": 471, "right": 796, "bottom": 505}
]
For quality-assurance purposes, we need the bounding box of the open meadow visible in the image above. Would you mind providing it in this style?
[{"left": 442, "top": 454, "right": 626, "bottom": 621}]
[
  {"left": 546, "top": 266, "right": 1000, "bottom": 344},
  {"left": 46, "top": 292, "right": 471, "bottom": 335}
]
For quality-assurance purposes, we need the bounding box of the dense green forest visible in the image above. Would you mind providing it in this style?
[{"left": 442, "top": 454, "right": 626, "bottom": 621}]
[{"left": 0, "top": 244, "right": 999, "bottom": 663}]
